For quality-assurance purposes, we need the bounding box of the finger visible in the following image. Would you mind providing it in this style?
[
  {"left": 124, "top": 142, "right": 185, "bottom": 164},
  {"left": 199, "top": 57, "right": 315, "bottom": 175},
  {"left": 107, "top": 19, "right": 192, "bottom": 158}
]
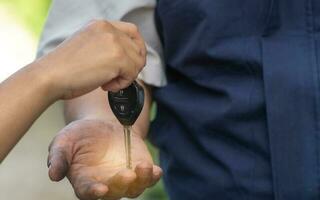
[
  {"left": 115, "top": 29, "right": 145, "bottom": 73},
  {"left": 125, "top": 162, "right": 153, "bottom": 198},
  {"left": 111, "top": 22, "right": 141, "bottom": 41},
  {"left": 73, "top": 177, "right": 108, "bottom": 200},
  {"left": 119, "top": 31, "right": 140, "bottom": 54},
  {"left": 126, "top": 188, "right": 144, "bottom": 199},
  {"left": 122, "top": 36, "right": 146, "bottom": 71},
  {"left": 150, "top": 165, "right": 163, "bottom": 187},
  {"left": 101, "top": 79, "right": 121, "bottom": 92},
  {"left": 126, "top": 165, "right": 163, "bottom": 198},
  {"left": 48, "top": 146, "right": 70, "bottom": 182},
  {"left": 135, "top": 161, "right": 153, "bottom": 187},
  {"left": 101, "top": 77, "right": 131, "bottom": 92},
  {"left": 101, "top": 63, "right": 136, "bottom": 92},
  {"left": 111, "top": 22, "right": 146, "bottom": 56},
  {"left": 103, "top": 169, "right": 136, "bottom": 199},
  {"left": 122, "top": 37, "right": 145, "bottom": 69}
]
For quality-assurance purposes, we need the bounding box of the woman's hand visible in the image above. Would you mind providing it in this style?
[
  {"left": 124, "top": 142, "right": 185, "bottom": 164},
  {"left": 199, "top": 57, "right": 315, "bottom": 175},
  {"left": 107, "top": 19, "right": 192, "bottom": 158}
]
[{"left": 36, "top": 20, "right": 146, "bottom": 100}]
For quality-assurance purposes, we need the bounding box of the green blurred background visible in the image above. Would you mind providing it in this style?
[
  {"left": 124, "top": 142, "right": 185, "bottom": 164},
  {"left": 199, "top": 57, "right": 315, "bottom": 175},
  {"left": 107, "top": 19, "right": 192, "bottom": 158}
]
[
  {"left": 1, "top": 0, "right": 51, "bottom": 36},
  {"left": 0, "top": 0, "right": 167, "bottom": 199}
]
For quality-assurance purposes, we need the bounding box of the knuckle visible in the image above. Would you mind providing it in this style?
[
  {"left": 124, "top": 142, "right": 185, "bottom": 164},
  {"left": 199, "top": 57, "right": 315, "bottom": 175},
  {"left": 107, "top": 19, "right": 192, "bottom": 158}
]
[
  {"left": 104, "top": 32, "right": 118, "bottom": 43},
  {"left": 88, "top": 19, "right": 110, "bottom": 31},
  {"left": 126, "top": 23, "right": 139, "bottom": 35}
]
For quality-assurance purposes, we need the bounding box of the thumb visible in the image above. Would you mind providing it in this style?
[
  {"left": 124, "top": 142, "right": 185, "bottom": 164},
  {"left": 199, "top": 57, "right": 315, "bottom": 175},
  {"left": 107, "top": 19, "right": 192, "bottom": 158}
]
[
  {"left": 101, "top": 77, "right": 131, "bottom": 92},
  {"left": 47, "top": 140, "right": 71, "bottom": 182}
]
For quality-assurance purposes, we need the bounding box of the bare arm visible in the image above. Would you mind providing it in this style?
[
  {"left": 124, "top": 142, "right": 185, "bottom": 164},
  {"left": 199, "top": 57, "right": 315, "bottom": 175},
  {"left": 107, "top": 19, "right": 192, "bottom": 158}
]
[
  {"left": 42, "top": 2, "right": 164, "bottom": 198},
  {"left": 0, "top": 20, "right": 146, "bottom": 163},
  {"left": 64, "top": 80, "right": 153, "bottom": 138},
  {"left": 49, "top": 81, "right": 159, "bottom": 200},
  {"left": 0, "top": 63, "right": 56, "bottom": 162}
]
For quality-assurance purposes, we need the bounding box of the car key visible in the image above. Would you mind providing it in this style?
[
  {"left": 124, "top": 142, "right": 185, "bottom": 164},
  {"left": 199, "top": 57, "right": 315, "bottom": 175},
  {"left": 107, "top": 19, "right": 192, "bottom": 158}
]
[{"left": 108, "top": 81, "right": 144, "bottom": 169}]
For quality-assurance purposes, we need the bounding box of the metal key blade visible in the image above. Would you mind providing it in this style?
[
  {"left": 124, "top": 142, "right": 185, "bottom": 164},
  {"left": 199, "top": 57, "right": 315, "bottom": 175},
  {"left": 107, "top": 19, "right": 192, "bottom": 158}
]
[
  {"left": 124, "top": 125, "right": 132, "bottom": 169},
  {"left": 108, "top": 81, "right": 144, "bottom": 170}
]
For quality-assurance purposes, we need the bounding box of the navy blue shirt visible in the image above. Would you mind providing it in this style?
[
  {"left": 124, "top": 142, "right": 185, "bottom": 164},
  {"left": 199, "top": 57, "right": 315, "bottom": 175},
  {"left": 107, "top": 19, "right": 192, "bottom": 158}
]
[{"left": 150, "top": 1, "right": 320, "bottom": 199}]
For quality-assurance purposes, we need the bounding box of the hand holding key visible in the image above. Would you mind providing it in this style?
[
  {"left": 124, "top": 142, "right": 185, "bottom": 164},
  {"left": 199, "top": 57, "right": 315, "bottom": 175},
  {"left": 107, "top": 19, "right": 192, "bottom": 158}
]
[{"left": 38, "top": 19, "right": 146, "bottom": 100}]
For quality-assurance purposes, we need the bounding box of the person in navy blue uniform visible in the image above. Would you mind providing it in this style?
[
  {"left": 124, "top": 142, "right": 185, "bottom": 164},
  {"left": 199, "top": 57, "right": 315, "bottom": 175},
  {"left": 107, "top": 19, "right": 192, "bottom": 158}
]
[
  {"left": 39, "top": 0, "right": 320, "bottom": 199},
  {"left": 151, "top": 0, "right": 320, "bottom": 199}
]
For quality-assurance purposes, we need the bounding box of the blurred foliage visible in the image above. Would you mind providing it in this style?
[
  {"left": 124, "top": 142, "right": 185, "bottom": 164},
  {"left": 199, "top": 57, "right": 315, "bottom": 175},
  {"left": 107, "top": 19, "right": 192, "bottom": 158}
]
[
  {"left": 143, "top": 103, "right": 169, "bottom": 199},
  {"left": 0, "top": 0, "right": 168, "bottom": 199},
  {"left": 143, "top": 141, "right": 168, "bottom": 200},
  {"left": 0, "top": 0, "right": 51, "bottom": 36}
]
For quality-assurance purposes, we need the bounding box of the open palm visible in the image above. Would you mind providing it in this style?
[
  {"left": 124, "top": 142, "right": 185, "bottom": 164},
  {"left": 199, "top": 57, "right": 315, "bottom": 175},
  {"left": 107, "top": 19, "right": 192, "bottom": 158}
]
[{"left": 47, "top": 119, "right": 162, "bottom": 200}]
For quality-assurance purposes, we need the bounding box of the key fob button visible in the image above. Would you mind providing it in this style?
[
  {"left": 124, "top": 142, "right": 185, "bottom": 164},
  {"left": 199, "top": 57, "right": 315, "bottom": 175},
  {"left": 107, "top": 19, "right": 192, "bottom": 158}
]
[
  {"left": 119, "top": 90, "right": 124, "bottom": 96},
  {"left": 114, "top": 103, "right": 130, "bottom": 114},
  {"left": 114, "top": 88, "right": 133, "bottom": 98},
  {"left": 115, "top": 90, "right": 125, "bottom": 97},
  {"left": 119, "top": 105, "right": 125, "bottom": 112}
]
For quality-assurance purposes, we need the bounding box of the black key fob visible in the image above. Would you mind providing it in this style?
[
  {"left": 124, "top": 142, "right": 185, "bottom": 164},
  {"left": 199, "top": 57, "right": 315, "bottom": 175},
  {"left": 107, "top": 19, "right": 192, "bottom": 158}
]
[{"left": 108, "top": 81, "right": 144, "bottom": 126}]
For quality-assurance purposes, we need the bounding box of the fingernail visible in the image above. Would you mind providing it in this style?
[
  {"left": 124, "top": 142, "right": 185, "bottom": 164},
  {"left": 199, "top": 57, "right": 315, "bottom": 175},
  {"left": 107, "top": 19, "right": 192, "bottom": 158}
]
[
  {"left": 94, "top": 187, "right": 106, "bottom": 197},
  {"left": 94, "top": 190, "right": 103, "bottom": 197},
  {"left": 47, "top": 160, "right": 51, "bottom": 168}
]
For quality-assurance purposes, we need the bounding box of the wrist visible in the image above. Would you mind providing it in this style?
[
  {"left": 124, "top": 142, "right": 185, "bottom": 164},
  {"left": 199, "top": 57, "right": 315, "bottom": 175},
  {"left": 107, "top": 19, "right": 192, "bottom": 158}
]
[
  {"left": 34, "top": 54, "right": 66, "bottom": 101},
  {"left": 25, "top": 61, "right": 58, "bottom": 103}
]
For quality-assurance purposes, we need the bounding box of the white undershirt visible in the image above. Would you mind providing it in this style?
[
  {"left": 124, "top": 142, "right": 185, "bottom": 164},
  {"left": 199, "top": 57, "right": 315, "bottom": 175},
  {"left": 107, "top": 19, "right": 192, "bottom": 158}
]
[{"left": 37, "top": 0, "right": 167, "bottom": 87}]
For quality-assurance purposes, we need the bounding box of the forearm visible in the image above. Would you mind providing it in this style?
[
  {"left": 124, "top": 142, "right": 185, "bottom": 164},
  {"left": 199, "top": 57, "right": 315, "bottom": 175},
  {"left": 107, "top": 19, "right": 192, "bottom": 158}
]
[
  {"left": 133, "top": 81, "right": 153, "bottom": 138},
  {"left": 64, "top": 88, "right": 112, "bottom": 123},
  {"left": 64, "top": 81, "right": 153, "bottom": 138},
  {"left": 0, "top": 62, "right": 56, "bottom": 162}
]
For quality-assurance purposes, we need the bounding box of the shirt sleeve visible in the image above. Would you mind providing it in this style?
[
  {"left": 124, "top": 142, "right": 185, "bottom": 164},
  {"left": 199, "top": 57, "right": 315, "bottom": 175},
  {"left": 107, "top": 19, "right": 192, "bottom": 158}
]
[{"left": 37, "top": 0, "right": 167, "bottom": 87}]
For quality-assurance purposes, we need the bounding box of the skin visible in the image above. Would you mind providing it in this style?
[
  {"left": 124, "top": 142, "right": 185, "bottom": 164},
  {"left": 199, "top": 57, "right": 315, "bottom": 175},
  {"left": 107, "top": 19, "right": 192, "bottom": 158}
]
[
  {"left": 49, "top": 82, "right": 162, "bottom": 200},
  {"left": 0, "top": 19, "right": 146, "bottom": 162},
  {"left": 48, "top": 119, "right": 162, "bottom": 199}
]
